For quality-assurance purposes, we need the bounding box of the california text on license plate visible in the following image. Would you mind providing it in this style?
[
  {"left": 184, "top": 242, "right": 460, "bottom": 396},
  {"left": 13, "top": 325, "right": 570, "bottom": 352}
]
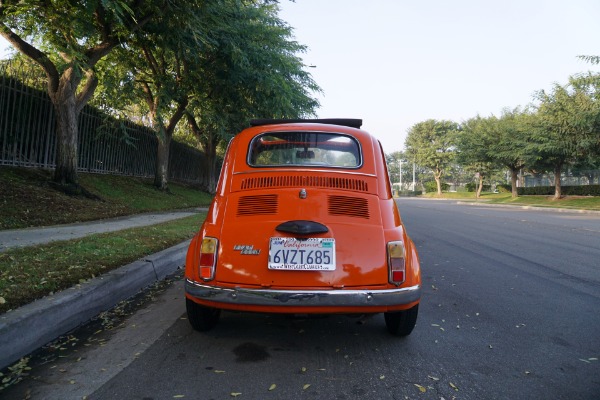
[{"left": 268, "top": 237, "right": 336, "bottom": 271}]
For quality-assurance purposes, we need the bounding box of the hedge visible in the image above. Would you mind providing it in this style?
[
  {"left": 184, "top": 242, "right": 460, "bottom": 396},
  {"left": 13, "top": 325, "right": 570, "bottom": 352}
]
[
  {"left": 397, "top": 190, "right": 423, "bottom": 197},
  {"left": 424, "top": 181, "right": 450, "bottom": 192},
  {"left": 465, "top": 183, "right": 492, "bottom": 192},
  {"left": 517, "top": 185, "right": 600, "bottom": 196}
]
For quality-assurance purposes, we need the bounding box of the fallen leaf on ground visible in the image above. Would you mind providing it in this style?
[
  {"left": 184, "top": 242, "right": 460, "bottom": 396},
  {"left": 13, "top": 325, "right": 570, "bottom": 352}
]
[
  {"left": 414, "top": 384, "right": 426, "bottom": 393},
  {"left": 268, "top": 384, "right": 276, "bottom": 391},
  {"left": 303, "top": 384, "right": 311, "bottom": 390},
  {"left": 230, "top": 393, "right": 242, "bottom": 397},
  {"left": 449, "top": 382, "right": 459, "bottom": 391}
]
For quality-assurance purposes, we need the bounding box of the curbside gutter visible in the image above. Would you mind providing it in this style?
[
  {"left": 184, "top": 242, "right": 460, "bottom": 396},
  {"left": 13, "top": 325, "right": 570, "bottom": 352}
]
[
  {"left": 456, "top": 201, "right": 600, "bottom": 214},
  {"left": 0, "top": 240, "right": 191, "bottom": 370}
]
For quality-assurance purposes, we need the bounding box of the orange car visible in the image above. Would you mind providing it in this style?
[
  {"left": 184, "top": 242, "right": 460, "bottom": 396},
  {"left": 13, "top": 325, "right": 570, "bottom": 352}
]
[{"left": 185, "top": 119, "right": 421, "bottom": 336}]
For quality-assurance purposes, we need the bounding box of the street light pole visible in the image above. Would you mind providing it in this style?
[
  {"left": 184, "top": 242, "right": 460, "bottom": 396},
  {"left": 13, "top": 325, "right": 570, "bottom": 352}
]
[{"left": 399, "top": 159, "right": 402, "bottom": 189}]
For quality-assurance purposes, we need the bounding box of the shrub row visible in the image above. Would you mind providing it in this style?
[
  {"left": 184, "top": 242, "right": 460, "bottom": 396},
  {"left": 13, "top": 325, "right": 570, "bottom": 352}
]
[
  {"left": 497, "top": 184, "right": 512, "bottom": 193},
  {"left": 423, "top": 181, "right": 450, "bottom": 192},
  {"left": 518, "top": 185, "right": 600, "bottom": 196},
  {"left": 397, "top": 190, "right": 423, "bottom": 197},
  {"left": 465, "top": 183, "right": 492, "bottom": 192}
]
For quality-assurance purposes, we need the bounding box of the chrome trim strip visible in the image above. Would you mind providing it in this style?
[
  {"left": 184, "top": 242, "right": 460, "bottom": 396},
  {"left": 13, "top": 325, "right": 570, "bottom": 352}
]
[
  {"left": 185, "top": 279, "right": 420, "bottom": 307},
  {"left": 233, "top": 170, "right": 377, "bottom": 178}
]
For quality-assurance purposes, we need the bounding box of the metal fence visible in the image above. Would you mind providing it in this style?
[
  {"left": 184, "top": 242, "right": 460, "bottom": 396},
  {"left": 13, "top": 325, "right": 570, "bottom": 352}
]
[{"left": 0, "top": 62, "right": 211, "bottom": 187}]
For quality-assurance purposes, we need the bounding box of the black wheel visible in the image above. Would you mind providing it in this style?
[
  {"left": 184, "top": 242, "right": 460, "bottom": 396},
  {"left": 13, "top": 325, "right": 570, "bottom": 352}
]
[
  {"left": 384, "top": 304, "right": 419, "bottom": 336},
  {"left": 186, "top": 298, "right": 221, "bottom": 332}
]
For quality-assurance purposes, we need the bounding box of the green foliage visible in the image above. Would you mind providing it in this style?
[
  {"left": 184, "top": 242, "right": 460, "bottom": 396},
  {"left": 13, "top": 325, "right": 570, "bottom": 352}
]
[
  {"left": 397, "top": 190, "right": 423, "bottom": 197},
  {"left": 528, "top": 73, "right": 600, "bottom": 197},
  {"left": 497, "top": 184, "right": 512, "bottom": 193},
  {"left": 455, "top": 116, "right": 504, "bottom": 183},
  {"left": 517, "top": 185, "right": 600, "bottom": 196},
  {"left": 424, "top": 181, "right": 449, "bottom": 192},
  {"left": 465, "top": 182, "right": 492, "bottom": 192},
  {"left": 178, "top": 1, "right": 321, "bottom": 192},
  {"left": 405, "top": 119, "right": 458, "bottom": 194}
]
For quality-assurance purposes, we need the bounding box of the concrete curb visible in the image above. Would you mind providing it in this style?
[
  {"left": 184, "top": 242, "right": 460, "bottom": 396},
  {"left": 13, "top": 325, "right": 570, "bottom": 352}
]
[
  {"left": 0, "top": 240, "right": 191, "bottom": 370},
  {"left": 456, "top": 201, "right": 600, "bottom": 214}
]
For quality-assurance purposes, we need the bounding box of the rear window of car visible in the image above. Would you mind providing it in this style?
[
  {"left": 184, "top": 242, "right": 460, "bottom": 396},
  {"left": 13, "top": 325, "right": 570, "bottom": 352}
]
[{"left": 248, "top": 131, "right": 362, "bottom": 168}]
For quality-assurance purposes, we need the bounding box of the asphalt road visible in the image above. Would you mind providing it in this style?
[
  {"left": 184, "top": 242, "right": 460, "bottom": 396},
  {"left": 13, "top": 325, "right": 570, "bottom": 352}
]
[{"left": 4, "top": 199, "right": 600, "bottom": 399}]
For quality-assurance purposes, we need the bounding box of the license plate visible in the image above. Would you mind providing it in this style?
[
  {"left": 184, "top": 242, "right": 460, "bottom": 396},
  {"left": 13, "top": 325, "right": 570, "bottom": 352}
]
[{"left": 268, "top": 237, "right": 336, "bottom": 271}]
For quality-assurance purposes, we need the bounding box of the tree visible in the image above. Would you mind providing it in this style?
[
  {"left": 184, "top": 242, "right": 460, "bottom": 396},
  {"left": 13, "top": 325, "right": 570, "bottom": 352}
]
[
  {"left": 531, "top": 73, "right": 600, "bottom": 199},
  {"left": 103, "top": 2, "right": 211, "bottom": 191},
  {"left": 404, "top": 119, "right": 458, "bottom": 195},
  {"left": 484, "top": 109, "right": 531, "bottom": 198},
  {"left": 0, "top": 0, "right": 157, "bottom": 189},
  {"left": 183, "top": 1, "right": 320, "bottom": 193},
  {"left": 456, "top": 116, "right": 502, "bottom": 198}
]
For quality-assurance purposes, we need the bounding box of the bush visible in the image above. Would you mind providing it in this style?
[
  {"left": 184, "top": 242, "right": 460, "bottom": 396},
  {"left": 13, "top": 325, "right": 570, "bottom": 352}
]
[
  {"left": 465, "top": 182, "right": 492, "bottom": 192},
  {"left": 497, "top": 184, "right": 512, "bottom": 193},
  {"left": 398, "top": 190, "right": 423, "bottom": 197},
  {"left": 423, "top": 181, "right": 450, "bottom": 193},
  {"left": 517, "top": 185, "right": 600, "bottom": 196}
]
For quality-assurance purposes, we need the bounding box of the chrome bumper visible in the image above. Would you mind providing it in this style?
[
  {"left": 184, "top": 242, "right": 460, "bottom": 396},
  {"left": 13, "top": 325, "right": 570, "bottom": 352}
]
[{"left": 185, "top": 279, "right": 420, "bottom": 307}]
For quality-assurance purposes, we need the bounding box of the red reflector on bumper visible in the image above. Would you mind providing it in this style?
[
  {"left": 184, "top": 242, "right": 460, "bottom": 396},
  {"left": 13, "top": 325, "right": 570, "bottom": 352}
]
[
  {"left": 392, "top": 270, "right": 405, "bottom": 282},
  {"left": 200, "top": 253, "right": 214, "bottom": 267}
]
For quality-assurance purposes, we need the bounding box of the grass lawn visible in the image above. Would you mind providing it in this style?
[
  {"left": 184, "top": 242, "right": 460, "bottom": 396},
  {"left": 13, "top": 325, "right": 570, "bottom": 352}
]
[
  {"left": 417, "top": 191, "right": 600, "bottom": 211},
  {"left": 0, "top": 166, "right": 212, "bottom": 314}
]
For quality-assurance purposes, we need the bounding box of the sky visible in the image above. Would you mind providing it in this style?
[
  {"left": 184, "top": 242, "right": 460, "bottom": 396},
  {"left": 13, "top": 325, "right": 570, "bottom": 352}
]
[
  {"left": 277, "top": 0, "right": 600, "bottom": 152},
  {"left": 2, "top": 0, "right": 599, "bottom": 153}
]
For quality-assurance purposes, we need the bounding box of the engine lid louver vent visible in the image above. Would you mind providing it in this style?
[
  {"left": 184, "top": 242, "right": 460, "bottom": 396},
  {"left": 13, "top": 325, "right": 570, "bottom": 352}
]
[
  {"left": 237, "top": 194, "right": 278, "bottom": 216},
  {"left": 241, "top": 176, "right": 368, "bottom": 192},
  {"left": 328, "top": 195, "right": 370, "bottom": 219}
]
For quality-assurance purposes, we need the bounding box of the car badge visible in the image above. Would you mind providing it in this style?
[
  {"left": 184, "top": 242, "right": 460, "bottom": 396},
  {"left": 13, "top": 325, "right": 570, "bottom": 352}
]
[
  {"left": 299, "top": 188, "right": 307, "bottom": 199},
  {"left": 233, "top": 245, "right": 260, "bottom": 255}
]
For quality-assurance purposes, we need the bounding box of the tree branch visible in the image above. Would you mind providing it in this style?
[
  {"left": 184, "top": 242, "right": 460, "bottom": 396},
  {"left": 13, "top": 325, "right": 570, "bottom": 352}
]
[
  {"left": 166, "top": 97, "right": 189, "bottom": 134},
  {"left": 76, "top": 69, "right": 99, "bottom": 113},
  {"left": 0, "top": 22, "right": 60, "bottom": 93}
]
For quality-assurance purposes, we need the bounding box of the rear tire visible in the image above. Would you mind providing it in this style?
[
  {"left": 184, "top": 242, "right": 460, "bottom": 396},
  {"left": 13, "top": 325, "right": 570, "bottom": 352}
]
[
  {"left": 186, "top": 298, "right": 221, "bottom": 332},
  {"left": 384, "top": 304, "right": 419, "bottom": 336}
]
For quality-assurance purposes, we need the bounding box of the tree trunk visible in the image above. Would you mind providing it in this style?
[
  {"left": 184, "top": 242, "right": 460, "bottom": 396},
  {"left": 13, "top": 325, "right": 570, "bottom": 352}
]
[
  {"left": 510, "top": 168, "right": 519, "bottom": 198},
  {"left": 553, "top": 163, "right": 563, "bottom": 200},
  {"left": 52, "top": 95, "right": 79, "bottom": 185},
  {"left": 476, "top": 174, "right": 484, "bottom": 199},
  {"left": 434, "top": 168, "right": 442, "bottom": 195},
  {"left": 48, "top": 69, "right": 81, "bottom": 186},
  {"left": 205, "top": 135, "right": 218, "bottom": 194},
  {"left": 154, "top": 132, "right": 171, "bottom": 191}
]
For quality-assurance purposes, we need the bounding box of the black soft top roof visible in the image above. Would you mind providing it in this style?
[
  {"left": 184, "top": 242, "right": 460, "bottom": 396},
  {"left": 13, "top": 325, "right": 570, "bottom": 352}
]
[{"left": 250, "top": 118, "right": 362, "bottom": 129}]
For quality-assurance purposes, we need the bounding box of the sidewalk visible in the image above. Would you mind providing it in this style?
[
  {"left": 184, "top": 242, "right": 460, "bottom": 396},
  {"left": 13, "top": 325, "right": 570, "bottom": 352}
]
[
  {"left": 0, "top": 210, "right": 205, "bottom": 370},
  {"left": 0, "top": 209, "right": 202, "bottom": 252}
]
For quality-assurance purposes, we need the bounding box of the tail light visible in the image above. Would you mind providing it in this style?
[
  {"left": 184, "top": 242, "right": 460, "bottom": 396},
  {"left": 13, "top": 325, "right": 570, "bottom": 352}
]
[
  {"left": 199, "top": 237, "right": 218, "bottom": 281},
  {"left": 387, "top": 241, "right": 406, "bottom": 285}
]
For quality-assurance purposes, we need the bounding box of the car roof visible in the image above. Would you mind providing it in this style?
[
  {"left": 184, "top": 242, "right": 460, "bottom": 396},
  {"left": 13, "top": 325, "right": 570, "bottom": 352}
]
[
  {"left": 250, "top": 118, "right": 363, "bottom": 129},
  {"left": 217, "top": 119, "right": 392, "bottom": 198}
]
